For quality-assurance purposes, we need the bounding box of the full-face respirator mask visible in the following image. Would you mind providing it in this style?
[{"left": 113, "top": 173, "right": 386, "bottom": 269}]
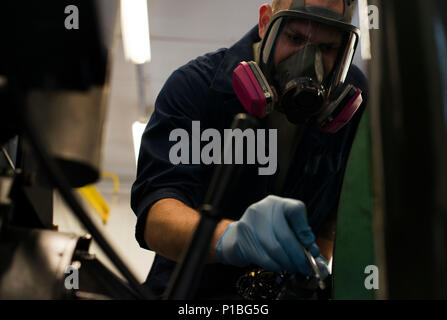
[{"left": 233, "top": 0, "right": 363, "bottom": 133}]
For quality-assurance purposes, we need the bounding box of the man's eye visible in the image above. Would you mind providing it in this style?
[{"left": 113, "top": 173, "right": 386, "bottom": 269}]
[{"left": 286, "top": 33, "right": 306, "bottom": 45}]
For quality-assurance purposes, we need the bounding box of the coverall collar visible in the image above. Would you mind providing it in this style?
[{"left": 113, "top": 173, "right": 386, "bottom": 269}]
[{"left": 210, "top": 25, "right": 261, "bottom": 94}]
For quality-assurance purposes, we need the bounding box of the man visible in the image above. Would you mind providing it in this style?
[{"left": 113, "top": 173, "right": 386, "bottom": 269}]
[{"left": 131, "top": 0, "right": 367, "bottom": 298}]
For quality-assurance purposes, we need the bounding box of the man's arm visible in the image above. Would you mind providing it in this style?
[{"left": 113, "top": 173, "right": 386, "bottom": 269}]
[
  {"left": 145, "top": 198, "right": 336, "bottom": 264},
  {"left": 144, "top": 198, "right": 233, "bottom": 263}
]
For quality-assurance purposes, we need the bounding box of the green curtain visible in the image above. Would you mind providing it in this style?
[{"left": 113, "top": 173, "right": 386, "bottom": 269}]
[{"left": 332, "top": 110, "right": 376, "bottom": 300}]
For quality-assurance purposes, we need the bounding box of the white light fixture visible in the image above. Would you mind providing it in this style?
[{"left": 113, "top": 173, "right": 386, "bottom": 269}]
[
  {"left": 120, "top": 0, "right": 151, "bottom": 64},
  {"left": 358, "top": 0, "right": 372, "bottom": 60},
  {"left": 132, "top": 120, "right": 148, "bottom": 166}
]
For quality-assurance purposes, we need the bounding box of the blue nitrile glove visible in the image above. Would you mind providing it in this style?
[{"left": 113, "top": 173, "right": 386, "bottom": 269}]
[{"left": 216, "top": 195, "right": 329, "bottom": 277}]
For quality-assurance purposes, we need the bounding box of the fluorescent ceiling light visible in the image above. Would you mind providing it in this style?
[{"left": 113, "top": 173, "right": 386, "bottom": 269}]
[
  {"left": 121, "top": 0, "right": 151, "bottom": 64},
  {"left": 132, "top": 120, "right": 147, "bottom": 167}
]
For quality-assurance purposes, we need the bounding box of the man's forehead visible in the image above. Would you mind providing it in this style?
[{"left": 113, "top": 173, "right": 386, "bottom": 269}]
[{"left": 280, "top": 0, "right": 344, "bottom": 15}]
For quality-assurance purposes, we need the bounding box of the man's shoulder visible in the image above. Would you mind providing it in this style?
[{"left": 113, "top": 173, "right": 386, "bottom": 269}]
[
  {"left": 167, "top": 48, "right": 229, "bottom": 89},
  {"left": 154, "top": 47, "right": 233, "bottom": 119},
  {"left": 160, "top": 26, "right": 260, "bottom": 100}
]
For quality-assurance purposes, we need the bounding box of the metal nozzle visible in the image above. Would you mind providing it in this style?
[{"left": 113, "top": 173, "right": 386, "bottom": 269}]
[{"left": 303, "top": 248, "right": 326, "bottom": 290}]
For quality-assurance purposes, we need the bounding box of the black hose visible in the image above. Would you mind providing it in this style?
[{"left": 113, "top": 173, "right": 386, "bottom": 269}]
[{"left": 165, "top": 113, "right": 259, "bottom": 300}]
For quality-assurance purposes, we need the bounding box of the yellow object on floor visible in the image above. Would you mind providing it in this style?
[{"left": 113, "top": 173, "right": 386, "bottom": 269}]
[
  {"left": 101, "top": 172, "right": 120, "bottom": 194},
  {"left": 77, "top": 185, "right": 110, "bottom": 224}
]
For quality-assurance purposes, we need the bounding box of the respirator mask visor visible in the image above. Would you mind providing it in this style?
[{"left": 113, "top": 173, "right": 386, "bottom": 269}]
[{"left": 260, "top": 12, "right": 359, "bottom": 124}]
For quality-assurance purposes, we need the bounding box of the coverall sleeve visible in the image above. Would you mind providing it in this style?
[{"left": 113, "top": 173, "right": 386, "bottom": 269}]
[{"left": 130, "top": 65, "right": 214, "bottom": 250}]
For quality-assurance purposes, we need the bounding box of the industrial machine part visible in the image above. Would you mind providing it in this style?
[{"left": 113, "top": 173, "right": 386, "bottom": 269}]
[
  {"left": 0, "top": 0, "right": 155, "bottom": 300},
  {"left": 236, "top": 268, "right": 332, "bottom": 301},
  {"left": 0, "top": 229, "right": 140, "bottom": 300},
  {"left": 367, "top": 0, "right": 447, "bottom": 299},
  {"left": 0, "top": 0, "right": 116, "bottom": 188}
]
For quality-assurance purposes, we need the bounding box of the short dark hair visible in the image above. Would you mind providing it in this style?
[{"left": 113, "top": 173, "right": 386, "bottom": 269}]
[{"left": 272, "top": 0, "right": 283, "bottom": 13}]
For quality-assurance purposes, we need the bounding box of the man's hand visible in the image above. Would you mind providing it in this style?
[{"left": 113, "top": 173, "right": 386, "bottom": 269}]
[{"left": 216, "top": 195, "right": 329, "bottom": 277}]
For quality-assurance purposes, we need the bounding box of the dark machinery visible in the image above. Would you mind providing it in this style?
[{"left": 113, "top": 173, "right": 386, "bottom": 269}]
[
  {"left": 367, "top": 0, "right": 447, "bottom": 299},
  {"left": 0, "top": 0, "right": 154, "bottom": 300}
]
